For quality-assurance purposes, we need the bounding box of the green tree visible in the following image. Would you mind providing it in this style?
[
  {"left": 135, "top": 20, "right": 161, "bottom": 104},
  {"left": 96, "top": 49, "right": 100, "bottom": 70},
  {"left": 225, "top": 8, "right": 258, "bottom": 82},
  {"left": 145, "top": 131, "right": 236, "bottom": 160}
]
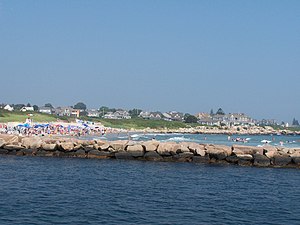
[
  {"left": 33, "top": 105, "right": 39, "bottom": 111},
  {"left": 210, "top": 109, "right": 214, "bottom": 116},
  {"left": 26, "top": 103, "right": 31, "bottom": 107},
  {"left": 74, "top": 102, "right": 87, "bottom": 110},
  {"left": 184, "top": 114, "right": 198, "bottom": 123},
  {"left": 292, "top": 118, "right": 299, "bottom": 126},
  {"left": 129, "top": 109, "right": 142, "bottom": 118}
]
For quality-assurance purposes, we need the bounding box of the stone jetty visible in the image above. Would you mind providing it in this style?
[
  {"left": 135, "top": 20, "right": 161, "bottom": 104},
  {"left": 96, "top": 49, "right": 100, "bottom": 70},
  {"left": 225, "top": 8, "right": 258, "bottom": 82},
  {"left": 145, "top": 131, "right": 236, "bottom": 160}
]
[{"left": 0, "top": 134, "right": 300, "bottom": 168}]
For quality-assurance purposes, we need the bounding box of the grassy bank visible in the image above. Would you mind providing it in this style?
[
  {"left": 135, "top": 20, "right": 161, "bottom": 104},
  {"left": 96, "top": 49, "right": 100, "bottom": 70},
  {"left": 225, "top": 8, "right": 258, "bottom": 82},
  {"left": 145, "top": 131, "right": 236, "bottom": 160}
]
[
  {"left": 92, "top": 118, "right": 199, "bottom": 130},
  {"left": 0, "top": 110, "right": 69, "bottom": 123},
  {"left": 0, "top": 110, "right": 197, "bottom": 129}
]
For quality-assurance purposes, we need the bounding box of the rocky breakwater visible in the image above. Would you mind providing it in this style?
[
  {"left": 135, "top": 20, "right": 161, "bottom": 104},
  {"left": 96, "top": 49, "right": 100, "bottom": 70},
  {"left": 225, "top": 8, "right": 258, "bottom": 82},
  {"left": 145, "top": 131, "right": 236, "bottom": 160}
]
[{"left": 0, "top": 134, "right": 300, "bottom": 168}]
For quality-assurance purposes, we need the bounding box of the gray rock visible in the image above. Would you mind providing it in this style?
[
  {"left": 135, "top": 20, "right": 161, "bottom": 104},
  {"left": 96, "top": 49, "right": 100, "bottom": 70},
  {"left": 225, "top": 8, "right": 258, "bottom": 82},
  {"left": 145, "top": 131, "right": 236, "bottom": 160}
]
[
  {"left": 41, "top": 143, "right": 57, "bottom": 151},
  {"left": 157, "top": 142, "right": 176, "bottom": 156},
  {"left": 60, "top": 142, "right": 74, "bottom": 151},
  {"left": 88, "top": 150, "right": 113, "bottom": 159},
  {"left": 21, "top": 137, "right": 43, "bottom": 149},
  {"left": 173, "top": 152, "right": 194, "bottom": 162},
  {"left": 226, "top": 155, "right": 239, "bottom": 164},
  {"left": 193, "top": 155, "right": 210, "bottom": 163},
  {"left": 73, "top": 150, "right": 86, "bottom": 158},
  {"left": 0, "top": 138, "right": 6, "bottom": 148},
  {"left": 253, "top": 154, "right": 270, "bottom": 167},
  {"left": 110, "top": 140, "right": 128, "bottom": 151},
  {"left": 0, "top": 149, "right": 8, "bottom": 154},
  {"left": 273, "top": 155, "right": 291, "bottom": 166},
  {"left": 4, "top": 145, "right": 24, "bottom": 150},
  {"left": 115, "top": 151, "right": 134, "bottom": 160},
  {"left": 144, "top": 151, "right": 163, "bottom": 161}
]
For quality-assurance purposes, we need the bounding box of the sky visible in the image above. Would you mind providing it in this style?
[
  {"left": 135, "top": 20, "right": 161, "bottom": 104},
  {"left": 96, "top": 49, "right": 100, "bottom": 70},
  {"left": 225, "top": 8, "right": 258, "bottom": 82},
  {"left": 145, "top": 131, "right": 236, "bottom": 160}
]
[{"left": 0, "top": 0, "right": 299, "bottom": 122}]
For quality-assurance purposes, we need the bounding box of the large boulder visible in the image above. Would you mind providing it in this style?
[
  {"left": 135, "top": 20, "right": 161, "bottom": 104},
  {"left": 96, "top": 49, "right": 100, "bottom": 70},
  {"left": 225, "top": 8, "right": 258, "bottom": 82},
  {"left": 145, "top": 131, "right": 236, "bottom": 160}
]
[
  {"left": 110, "top": 140, "right": 128, "bottom": 151},
  {"left": 144, "top": 151, "right": 163, "bottom": 161},
  {"left": 0, "top": 149, "right": 9, "bottom": 154},
  {"left": 142, "top": 141, "right": 159, "bottom": 152},
  {"left": 273, "top": 155, "right": 291, "bottom": 167},
  {"left": 236, "top": 154, "right": 253, "bottom": 166},
  {"left": 4, "top": 144, "right": 24, "bottom": 151},
  {"left": 193, "top": 155, "right": 210, "bottom": 163},
  {"left": 253, "top": 154, "right": 270, "bottom": 167},
  {"left": 233, "top": 145, "right": 263, "bottom": 155},
  {"left": 157, "top": 142, "right": 176, "bottom": 156},
  {"left": 291, "top": 151, "right": 300, "bottom": 165},
  {"left": 172, "top": 152, "right": 194, "bottom": 162},
  {"left": 0, "top": 134, "right": 19, "bottom": 145},
  {"left": 115, "top": 151, "right": 134, "bottom": 160},
  {"left": 188, "top": 143, "right": 206, "bottom": 156},
  {"left": 88, "top": 150, "right": 113, "bottom": 159},
  {"left": 41, "top": 143, "right": 57, "bottom": 151},
  {"left": 99, "top": 143, "right": 110, "bottom": 151},
  {"left": 126, "top": 145, "right": 144, "bottom": 157},
  {"left": 172, "top": 143, "right": 190, "bottom": 154},
  {"left": 0, "top": 138, "right": 6, "bottom": 148},
  {"left": 59, "top": 142, "right": 74, "bottom": 151},
  {"left": 73, "top": 150, "right": 86, "bottom": 158},
  {"left": 206, "top": 145, "right": 231, "bottom": 160},
  {"left": 21, "top": 137, "right": 43, "bottom": 149}
]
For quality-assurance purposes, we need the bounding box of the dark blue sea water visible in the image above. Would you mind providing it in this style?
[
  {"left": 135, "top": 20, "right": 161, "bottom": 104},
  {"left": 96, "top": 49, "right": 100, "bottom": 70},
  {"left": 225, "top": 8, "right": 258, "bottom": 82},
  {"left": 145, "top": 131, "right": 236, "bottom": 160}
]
[{"left": 0, "top": 156, "right": 300, "bottom": 225}]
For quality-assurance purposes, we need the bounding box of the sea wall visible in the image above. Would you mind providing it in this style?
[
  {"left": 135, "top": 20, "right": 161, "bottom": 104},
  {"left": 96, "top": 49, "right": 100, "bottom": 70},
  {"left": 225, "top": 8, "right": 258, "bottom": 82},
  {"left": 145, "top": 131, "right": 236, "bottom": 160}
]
[{"left": 0, "top": 134, "right": 300, "bottom": 168}]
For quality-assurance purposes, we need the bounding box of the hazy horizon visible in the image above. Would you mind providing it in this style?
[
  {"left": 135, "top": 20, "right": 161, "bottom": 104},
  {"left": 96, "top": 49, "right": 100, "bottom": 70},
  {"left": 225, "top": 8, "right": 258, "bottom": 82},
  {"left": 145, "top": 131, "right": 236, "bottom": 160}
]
[{"left": 0, "top": 0, "right": 299, "bottom": 122}]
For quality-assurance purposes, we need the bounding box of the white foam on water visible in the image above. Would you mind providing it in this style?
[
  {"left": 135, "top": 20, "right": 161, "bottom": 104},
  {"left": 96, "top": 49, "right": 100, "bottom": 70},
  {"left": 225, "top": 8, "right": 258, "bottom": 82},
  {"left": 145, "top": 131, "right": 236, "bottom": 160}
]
[{"left": 166, "top": 136, "right": 193, "bottom": 142}]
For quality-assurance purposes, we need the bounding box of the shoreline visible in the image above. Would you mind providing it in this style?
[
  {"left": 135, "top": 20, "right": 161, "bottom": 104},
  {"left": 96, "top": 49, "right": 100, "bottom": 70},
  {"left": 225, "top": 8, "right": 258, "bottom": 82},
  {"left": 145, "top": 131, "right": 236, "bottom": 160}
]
[{"left": 1, "top": 134, "right": 300, "bottom": 169}]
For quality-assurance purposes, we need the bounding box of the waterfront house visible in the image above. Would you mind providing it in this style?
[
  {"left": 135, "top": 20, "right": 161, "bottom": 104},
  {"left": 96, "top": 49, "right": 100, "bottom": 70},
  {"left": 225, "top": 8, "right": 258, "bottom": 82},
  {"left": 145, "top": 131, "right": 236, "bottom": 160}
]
[
  {"left": 20, "top": 106, "right": 34, "bottom": 112},
  {"left": 149, "top": 112, "right": 163, "bottom": 120},
  {"left": 163, "top": 111, "right": 184, "bottom": 121},
  {"left": 139, "top": 111, "right": 151, "bottom": 119},
  {"left": 3, "top": 104, "right": 14, "bottom": 111},
  {"left": 103, "top": 110, "right": 131, "bottom": 119},
  {"left": 55, "top": 107, "right": 73, "bottom": 117},
  {"left": 71, "top": 109, "right": 81, "bottom": 118},
  {"left": 87, "top": 109, "right": 100, "bottom": 118},
  {"left": 225, "top": 113, "right": 254, "bottom": 126},
  {"left": 38, "top": 107, "right": 53, "bottom": 114}
]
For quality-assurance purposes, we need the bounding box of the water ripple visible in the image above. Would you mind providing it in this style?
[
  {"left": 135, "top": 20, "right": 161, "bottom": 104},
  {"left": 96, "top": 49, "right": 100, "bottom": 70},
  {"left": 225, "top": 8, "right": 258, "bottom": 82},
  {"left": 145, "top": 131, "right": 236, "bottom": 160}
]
[{"left": 0, "top": 156, "right": 300, "bottom": 224}]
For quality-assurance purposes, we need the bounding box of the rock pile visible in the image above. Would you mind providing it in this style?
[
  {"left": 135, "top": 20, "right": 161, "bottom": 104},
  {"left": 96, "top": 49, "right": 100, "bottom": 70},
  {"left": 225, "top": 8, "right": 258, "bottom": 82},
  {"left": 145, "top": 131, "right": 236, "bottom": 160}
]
[{"left": 0, "top": 134, "right": 299, "bottom": 168}]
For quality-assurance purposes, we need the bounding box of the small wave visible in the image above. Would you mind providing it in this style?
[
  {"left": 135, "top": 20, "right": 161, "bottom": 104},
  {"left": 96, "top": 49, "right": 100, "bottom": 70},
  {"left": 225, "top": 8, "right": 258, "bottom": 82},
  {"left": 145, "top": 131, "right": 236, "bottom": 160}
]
[
  {"left": 118, "top": 136, "right": 128, "bottom": 139},
  {"left": 166, "top": 136, "right": 193, "bottom": 142}
]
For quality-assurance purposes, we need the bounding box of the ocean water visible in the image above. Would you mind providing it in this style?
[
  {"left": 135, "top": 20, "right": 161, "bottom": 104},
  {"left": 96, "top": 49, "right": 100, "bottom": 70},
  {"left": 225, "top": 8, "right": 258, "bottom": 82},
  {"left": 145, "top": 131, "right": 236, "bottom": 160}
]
[{"left": 0, "top": 156, "right": 300, "bottom": 225}]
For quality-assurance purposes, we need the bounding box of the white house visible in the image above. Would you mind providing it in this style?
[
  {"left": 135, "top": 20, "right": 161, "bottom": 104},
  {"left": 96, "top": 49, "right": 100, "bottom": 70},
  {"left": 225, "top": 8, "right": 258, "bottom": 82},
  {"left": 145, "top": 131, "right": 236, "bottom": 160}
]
[
  {"left": 4, "top": 104, "right": 14, "bottom": 111},
  {"left": 20, "top": 106, "right": 34, "bottom": 112},
  {"left": 38, "top": 107, "right": 53, "bottom": 114},
  {"left": 87, "top": 109, "right": 100, "bottom": 117}
]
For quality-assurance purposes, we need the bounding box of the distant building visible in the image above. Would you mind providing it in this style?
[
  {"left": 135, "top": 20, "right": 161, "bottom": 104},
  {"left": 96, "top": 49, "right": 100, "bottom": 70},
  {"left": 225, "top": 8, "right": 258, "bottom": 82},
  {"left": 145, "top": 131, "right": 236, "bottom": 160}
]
[
  {"left": 149, "top": 112, "right": 163, "bottom": 120},
  {"left": 71, "top": 109, "right": 81, "bottom": 118},
  {"left": 20, "top": 106, "right": 34, "bottom": 112},
  {"left": 103, "top": 110, "right": 131, "bottom": 119},
  {"left": 87, "top": 109, "right": 100, "bottom": 117},
  {"left": 225, "top": 113, "right": 254, "bottom": 126},
  {"left": 55, "top": 107, "right": 73, "bottom": 117},
  {"left": 38, "top": 107, "right": 53, "bottom": 114},
  {"left": 163, "top": 111, "right": 184, "bottom": 121},
  {"left": 139, "top": 111, "right": 151, "bottom": 119},
  {"left": 197, "top": 112, "right": 254, "bottom": 126},
  {"left": 3, "top": 104, "right": 14, "bottom": 111}
]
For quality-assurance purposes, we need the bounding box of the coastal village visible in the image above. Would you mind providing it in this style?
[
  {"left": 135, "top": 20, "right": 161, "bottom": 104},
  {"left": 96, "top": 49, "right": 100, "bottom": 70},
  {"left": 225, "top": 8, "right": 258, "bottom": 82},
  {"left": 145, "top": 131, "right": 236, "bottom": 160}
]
[{"left": 0, "top": 102, "right": 299, "bottom": 128}]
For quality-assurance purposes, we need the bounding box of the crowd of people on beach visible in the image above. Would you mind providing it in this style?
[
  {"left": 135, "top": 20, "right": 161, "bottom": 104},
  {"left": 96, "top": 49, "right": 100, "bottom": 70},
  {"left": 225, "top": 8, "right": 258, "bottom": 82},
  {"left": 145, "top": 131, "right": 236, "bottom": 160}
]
[{"left": 0, "top": 119, "right": 111, "bottom": 137}]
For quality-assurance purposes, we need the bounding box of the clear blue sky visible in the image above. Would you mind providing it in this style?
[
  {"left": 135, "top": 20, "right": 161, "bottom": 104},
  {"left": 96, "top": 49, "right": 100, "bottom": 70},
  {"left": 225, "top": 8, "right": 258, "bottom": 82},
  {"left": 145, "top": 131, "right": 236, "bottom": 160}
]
[{"left": 0, "top": 0, "right": 299, "bottom": 122}]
